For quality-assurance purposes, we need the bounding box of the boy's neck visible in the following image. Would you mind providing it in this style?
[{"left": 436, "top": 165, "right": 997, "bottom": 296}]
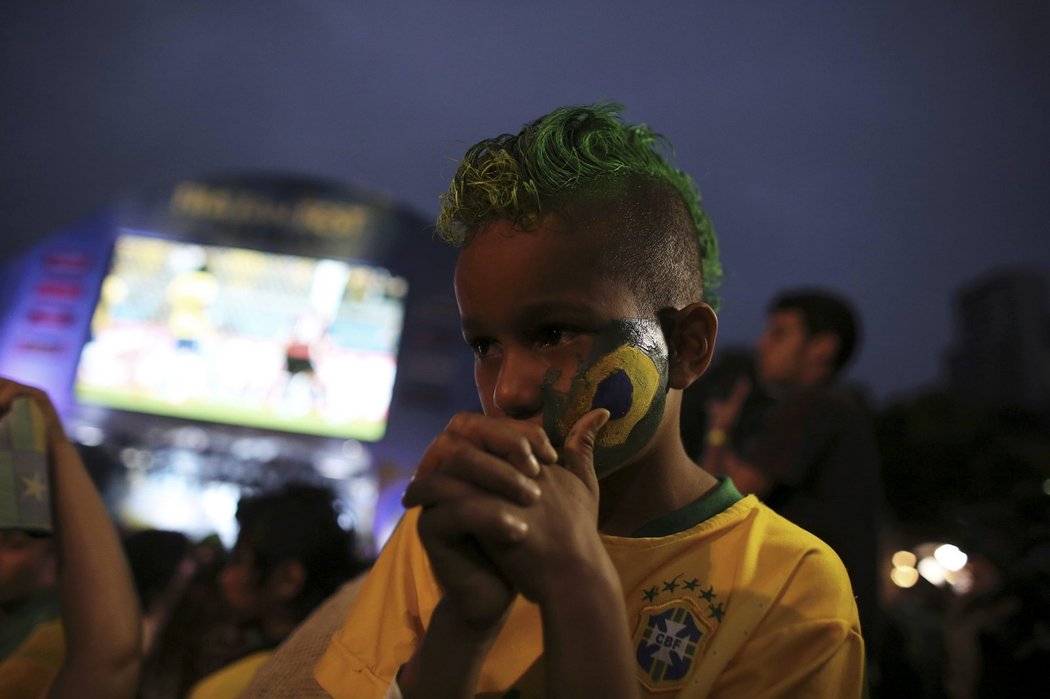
[{"left": 595, "top": 430, "right": 718, "bottom": 536}]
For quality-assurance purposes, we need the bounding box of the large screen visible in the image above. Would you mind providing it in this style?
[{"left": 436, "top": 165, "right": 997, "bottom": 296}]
[{"left": 75, "top": 232, "right": 408, "bottom": 440}]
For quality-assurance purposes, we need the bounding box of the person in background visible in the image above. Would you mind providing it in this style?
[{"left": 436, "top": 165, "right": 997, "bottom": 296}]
[
  {"left": 123, "top": 528, "right": 195, "bottom": 657},
  {"left": 186, "top": 483, "right": 366, "bottom": 699},
  {"left": 136, "top": 535, "right": 240, "bottom": 699},
  {"left": 314, "top": 103, "right": 865, "bottom": 698},
  {"left": 701, "top": 289, "right": 886, "bottom": 684},
  {"left": 0, "top": 529, "right": 58, "bottom": 696},
  {"left": 0, "top": 378, "right": 141, "bottom": 699}
]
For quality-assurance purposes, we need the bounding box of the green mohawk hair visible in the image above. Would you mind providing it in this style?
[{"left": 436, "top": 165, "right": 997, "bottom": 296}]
[{"left": 437, "top": 103, "right": 722, "bottom": 308}]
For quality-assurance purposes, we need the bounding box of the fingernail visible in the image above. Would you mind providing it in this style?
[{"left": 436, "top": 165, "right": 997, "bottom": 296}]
[
  {"left": 527, "top": 453, "right": 541, "bottom": 476},
  {"left": 506, "top": 516, "right": 528, "bottom": 540},
  {"left": 523, "top": 480, "right": 542, "bottom": 502}
]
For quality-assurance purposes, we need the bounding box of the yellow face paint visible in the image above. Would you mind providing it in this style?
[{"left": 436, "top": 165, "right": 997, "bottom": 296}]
[{"left": 543, "top": 318, "right": 669, "bottom": 478}]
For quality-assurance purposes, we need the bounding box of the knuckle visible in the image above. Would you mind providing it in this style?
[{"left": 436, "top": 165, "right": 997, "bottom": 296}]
[
  {"left": 457, "top": 497, "right": 490, "bottom": 523},
  {"left": 519, "top": 422, "right": 547, "bottom": 443},
  {"left": 446, "top": 412, "right": 477, "bottom": 433},
  {"left": 449, "top": 441, "right": 476, "bottom": 466},
  {"left": 431, "top": 432, "right": 455, "bottom": 455}
]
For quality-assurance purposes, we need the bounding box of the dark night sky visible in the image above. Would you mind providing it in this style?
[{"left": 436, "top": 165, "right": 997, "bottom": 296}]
[{"left": 2, "top": 1, "right": 1048, "bottom": 403}]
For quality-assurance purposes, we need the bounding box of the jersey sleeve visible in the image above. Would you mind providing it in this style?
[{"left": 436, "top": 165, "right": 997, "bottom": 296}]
[{"left": 314, "top": 508, "right": 440, "bottom": 699}]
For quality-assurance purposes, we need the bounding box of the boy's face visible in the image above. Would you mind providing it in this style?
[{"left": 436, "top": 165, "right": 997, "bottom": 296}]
[{"left": 455, "top": 218, "right": 670, "bottom": 478}]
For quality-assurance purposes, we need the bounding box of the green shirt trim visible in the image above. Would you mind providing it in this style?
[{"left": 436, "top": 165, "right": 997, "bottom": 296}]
[{"left": 629, "top": 477, "right": 743, "bottom": 538}]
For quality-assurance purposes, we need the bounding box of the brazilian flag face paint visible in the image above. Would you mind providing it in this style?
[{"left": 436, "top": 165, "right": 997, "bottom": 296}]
[{"left": 542, "top": 318, "right": 669, "bottom": 478}]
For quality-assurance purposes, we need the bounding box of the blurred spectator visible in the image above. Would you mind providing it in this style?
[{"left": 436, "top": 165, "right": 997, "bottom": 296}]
[
  {"left": 185, "top": 483, "right": 366, "bottom": 698},
  {"left": 0, "top": 530, "right": 59, "bottom": 697},
  {"left": 137, "top": 535, "right": 240, "bottom": 699},
  {"left": 679, "top": 346, "right": 773, "bottom": 463},
  {"left": 123, "top": 529, "right": 194, "bottom": 656}
]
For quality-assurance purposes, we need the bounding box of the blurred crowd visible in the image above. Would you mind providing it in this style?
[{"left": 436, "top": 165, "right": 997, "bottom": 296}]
[
  {"left": 0, "top": 382, "right": 371, "bottom": 699},
  {"left": 2, "top": 280, "right": 1047, "bottom": 698}
]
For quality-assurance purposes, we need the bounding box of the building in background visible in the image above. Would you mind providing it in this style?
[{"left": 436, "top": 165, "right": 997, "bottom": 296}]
[{"left": 947, "top": 267, "right": 1050, "bottom": 418}]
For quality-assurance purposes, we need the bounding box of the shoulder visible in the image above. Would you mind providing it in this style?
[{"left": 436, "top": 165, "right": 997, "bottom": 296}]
[
  {"left": 751, "top": 501, "right": 844, "bottom": 561},
  {"left": 673, "top": 495, "right": 852, "bottom": 588},
  {"left": 749, "top": 504, "right": 859, "bottom": 613}
]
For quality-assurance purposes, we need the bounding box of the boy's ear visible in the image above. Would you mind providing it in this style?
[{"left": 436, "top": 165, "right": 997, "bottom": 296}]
[
  {"left": 267, "top": 559, "right": 306, "bottom": 602},
  {"left": 663, "top": 302, "right": 718, "bottom": 390}
]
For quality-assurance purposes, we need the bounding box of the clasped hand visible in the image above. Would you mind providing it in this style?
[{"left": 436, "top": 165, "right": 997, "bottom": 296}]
[{"left": 402, "top": 408, "right": 611, "bottom": 631}]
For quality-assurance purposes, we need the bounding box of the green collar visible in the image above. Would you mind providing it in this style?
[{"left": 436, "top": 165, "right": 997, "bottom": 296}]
[{"left": 629, "top": 477, "right": 743, "bottom": 538}]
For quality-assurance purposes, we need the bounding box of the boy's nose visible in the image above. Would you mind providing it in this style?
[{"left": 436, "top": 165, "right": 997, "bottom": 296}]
[{"left": 492, "top": 348, "right": 546, "bottom": 420}]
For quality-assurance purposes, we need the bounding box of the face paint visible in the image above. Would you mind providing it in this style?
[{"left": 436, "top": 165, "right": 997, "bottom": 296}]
[{"left": 542, "top": 318, "right": 669, "bottom": 478}]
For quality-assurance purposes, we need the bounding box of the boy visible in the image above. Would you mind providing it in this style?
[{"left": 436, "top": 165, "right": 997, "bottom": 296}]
[{"left": 315, "top": 104, "right": 864, "bottom": 697}]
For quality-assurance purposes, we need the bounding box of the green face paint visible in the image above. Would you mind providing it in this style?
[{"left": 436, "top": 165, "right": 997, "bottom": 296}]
[{"left": 542, "top": 318, "right": 669, "bottom": 478}]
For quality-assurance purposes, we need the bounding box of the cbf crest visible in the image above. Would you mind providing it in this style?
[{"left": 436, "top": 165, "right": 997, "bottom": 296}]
[{"left": 633, "top": 597, "right": 714, "bottom": 691}]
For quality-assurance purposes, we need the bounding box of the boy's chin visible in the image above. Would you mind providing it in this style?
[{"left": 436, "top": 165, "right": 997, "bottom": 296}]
[
  {"left": 592, "top": 450, "right": 633, "bottom": 480},
  {"left": 590, "top": 433, "right": 656, "bottom": 480}
]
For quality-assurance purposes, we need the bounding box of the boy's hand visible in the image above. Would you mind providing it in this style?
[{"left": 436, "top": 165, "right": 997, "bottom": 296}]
[
  {"left": 403, "top": 412, "right": 559, "bottom": 630},
  {"left": 482, "top": 408, "right": 615, "bottom": 605}
]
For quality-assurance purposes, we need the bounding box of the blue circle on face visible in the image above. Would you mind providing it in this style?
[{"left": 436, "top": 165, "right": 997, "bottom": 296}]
[{"left": 593, "top": 369, "right": 632, "bottom": 419}]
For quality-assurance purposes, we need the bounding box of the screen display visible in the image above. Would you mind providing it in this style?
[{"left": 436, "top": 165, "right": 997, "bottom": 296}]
[{"left": 75, "top": 232, "right": 408, "bottom": 440}]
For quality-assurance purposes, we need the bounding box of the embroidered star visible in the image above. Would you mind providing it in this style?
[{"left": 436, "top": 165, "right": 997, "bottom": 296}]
[
  {"left": 709, "top": 602, "right": 725, "bottom": 621},
  {"left": 643, "top": 586, "right": 659, "bottom": 602},
  {"left": 683, "top": 578, "right": 699, "bottom": 591},
  {"left": 698, "top": 585, "right": 716, "bottom": 602},
  {"left": 21, "top": 473, "right": 48, "bottom": 502},
  {"left": 662, "top": 578, "right": 679, "bottom": 593}
]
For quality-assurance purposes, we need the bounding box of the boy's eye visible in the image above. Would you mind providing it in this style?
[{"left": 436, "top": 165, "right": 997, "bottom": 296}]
[
  {"left": 536, "top": 326, "right": 577, "bottom": 348},
  {"left": 468, "top": 337, "right": 495, "bottom": 358}
]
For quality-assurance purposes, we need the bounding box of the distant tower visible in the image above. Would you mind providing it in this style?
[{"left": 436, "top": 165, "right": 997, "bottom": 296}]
[{"left": 947, "top": 268, "right": 1049, "bottom": 415}]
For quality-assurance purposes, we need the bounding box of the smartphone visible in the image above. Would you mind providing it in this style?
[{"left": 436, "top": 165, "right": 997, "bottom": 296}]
[{"left": 0, "top": 396, "right": 52, "bottom": 533}]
